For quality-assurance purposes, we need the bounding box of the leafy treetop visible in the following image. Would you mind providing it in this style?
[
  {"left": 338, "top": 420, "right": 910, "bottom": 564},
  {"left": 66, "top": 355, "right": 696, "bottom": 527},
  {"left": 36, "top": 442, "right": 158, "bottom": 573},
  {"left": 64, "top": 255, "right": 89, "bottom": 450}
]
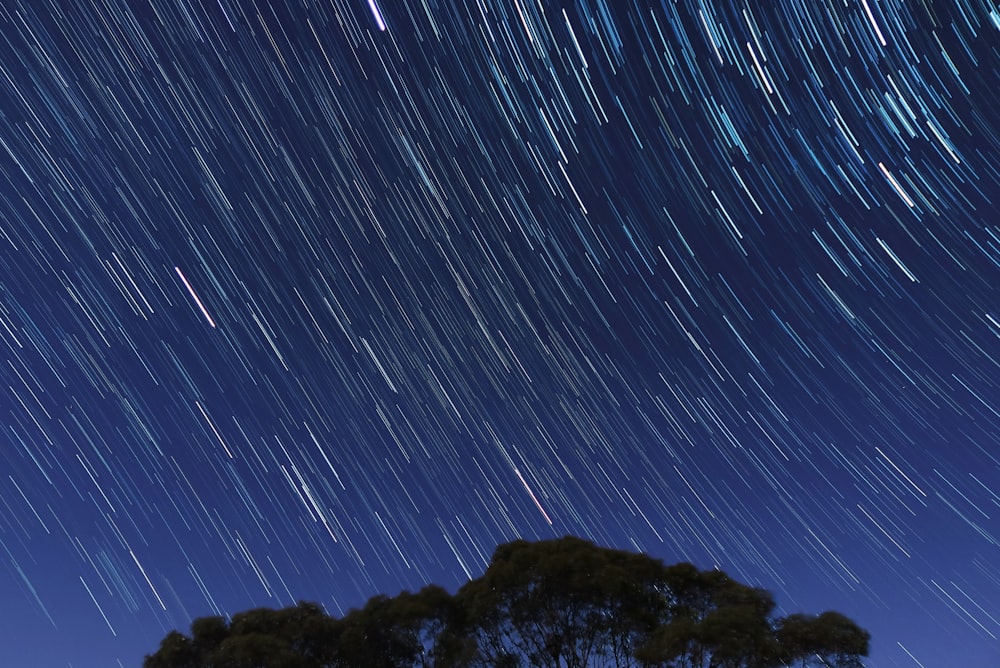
[{"left": 144, "top": 536, "right": 869, "bottom": 668}]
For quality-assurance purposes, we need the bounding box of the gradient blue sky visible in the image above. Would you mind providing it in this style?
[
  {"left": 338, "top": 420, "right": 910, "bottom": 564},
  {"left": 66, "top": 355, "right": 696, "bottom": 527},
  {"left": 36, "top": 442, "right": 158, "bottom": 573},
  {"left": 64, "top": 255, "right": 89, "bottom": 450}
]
[{"left": 1, "top": 1, "right": 998, "bottom": 666}]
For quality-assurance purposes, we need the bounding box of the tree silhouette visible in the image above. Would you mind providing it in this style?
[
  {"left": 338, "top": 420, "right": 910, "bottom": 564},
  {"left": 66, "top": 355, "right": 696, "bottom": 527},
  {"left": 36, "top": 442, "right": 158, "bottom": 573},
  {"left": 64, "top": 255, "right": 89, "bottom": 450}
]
[
  {"left": 636, "top": 563, "right": 785, "bottom": 667},
  {"left": 775, "top": 612, "right": 871, "bottom": 668},
  {"left": 454, "top": 536, "right": 668, "bottom": 667},
  {"left": 145, "top": 602, "right": 338, "bottom": 668},
  {"left": 335, "top": 586, "right": 458, "bottom": 667},
  {"left": 143, "top": 631, "right": 199, "bottom": 668},
  {"left": 144, "top": 536, "right": 869, "bottom": 668}
]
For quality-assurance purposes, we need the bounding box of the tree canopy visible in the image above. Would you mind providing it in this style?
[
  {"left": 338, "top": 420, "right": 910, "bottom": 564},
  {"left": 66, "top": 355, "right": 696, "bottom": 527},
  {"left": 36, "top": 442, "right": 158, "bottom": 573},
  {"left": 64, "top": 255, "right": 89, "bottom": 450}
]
[{"left": 144, "top": 536, "right": 869, "bottom": 668}]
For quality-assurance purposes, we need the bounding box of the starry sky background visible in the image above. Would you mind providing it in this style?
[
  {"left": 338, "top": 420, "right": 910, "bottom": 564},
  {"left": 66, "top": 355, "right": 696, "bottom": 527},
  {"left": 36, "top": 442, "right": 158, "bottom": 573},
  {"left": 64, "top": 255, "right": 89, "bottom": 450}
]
[{"left": 0, "top": 0, "right": 998, "bottom": 665}]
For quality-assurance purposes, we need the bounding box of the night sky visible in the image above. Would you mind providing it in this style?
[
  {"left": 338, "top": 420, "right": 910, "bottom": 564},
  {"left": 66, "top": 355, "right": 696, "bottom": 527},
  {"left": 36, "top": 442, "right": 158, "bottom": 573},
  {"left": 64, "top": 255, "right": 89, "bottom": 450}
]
[{"left": 1, "top": 1, "right": 998, "bottom": 666}]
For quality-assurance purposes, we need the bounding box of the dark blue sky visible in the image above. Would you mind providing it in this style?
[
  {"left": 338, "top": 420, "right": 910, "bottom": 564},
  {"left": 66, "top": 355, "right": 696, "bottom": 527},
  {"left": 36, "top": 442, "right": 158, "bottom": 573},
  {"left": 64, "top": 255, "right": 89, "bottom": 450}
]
[{"left": 1, "top": 0, "right": 998, "bottom": 665}]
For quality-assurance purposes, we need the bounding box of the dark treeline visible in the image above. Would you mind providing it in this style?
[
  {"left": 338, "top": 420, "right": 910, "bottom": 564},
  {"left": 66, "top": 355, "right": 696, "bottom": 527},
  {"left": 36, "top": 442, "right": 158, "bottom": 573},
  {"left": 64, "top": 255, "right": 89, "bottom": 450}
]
[{"left": 144, "top": 536, "right": 869, "bottom": 668}]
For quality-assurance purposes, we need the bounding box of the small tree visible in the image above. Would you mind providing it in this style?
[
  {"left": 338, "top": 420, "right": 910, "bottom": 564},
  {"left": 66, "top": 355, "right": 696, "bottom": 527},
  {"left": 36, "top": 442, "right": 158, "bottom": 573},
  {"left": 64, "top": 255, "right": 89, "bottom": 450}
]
[{"left": 144, "top": 602, "right": 337, "bottom": 668}]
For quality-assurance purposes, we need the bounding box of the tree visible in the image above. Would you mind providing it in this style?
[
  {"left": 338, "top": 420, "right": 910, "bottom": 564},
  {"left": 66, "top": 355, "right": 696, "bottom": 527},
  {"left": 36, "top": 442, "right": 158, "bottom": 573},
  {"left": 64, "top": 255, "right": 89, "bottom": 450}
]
[
  {"left": 144, "top": 602, "right": 338, "bottom": 668},
  {"left": 224, "top": 602, "right": 340, "bottom": 666},
  {"left": 143, "top": 631, "right": 199, "bottom": 668},
  {"left": 636, "top": 564, "right": 782, "bottom": 668},
  {"left": 336, "top": 587, "right": 457, "bottom": 668},
  {"left": 775, "top": 612, "right": 870, "bottom": 668},
  {"left": 208, "top": 633, "right": 304, "bottom": 668},
  {"left": 453, "top": 536, "right": 676, "bottom": 668},
  {"left": 144, "top": 536, "right": 869, "bottom": 668},
  {"left": 191, "top": 615, "right": 230, "bottom": 658}
]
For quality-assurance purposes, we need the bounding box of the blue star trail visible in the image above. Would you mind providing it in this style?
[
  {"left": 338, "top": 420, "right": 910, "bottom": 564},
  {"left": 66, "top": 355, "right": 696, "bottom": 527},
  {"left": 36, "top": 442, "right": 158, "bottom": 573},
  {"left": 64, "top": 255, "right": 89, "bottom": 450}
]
[{"left": 0, "top": 1, "right": 998, "bottom": 665}]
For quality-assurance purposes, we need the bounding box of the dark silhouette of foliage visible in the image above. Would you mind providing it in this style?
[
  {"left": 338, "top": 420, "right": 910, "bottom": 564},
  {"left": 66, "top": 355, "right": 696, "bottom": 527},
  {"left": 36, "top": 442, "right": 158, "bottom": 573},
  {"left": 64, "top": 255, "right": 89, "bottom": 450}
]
[
  {"left": 191, "top": 616, "right": 230, "bottom": 657},
  {"left": 143, "top": 631, "right": 199, "bottom": 668},
  {"left": 636, "top": 563, "right": 785, "bottom": 667},
  {"left": 454, "top": 536, "right": 668, "bottom": 667},
  {"left": 145, "top": 602, "right": 339, "bottom": 668},
  {"left": 336, "top": 586, "right": 458, "bottom": 667},
  {"left": 144, "top": 536, "right": 869, "bottom": 668},
  {"left": 775, "top": 612, "right": 871, "bottom": 668}
]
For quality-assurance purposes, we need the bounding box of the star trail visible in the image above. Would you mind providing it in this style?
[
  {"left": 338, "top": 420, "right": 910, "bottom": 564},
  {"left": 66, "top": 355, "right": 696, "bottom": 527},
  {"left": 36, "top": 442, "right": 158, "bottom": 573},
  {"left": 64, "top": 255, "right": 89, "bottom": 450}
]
[{"left": 0, "top": 0, "right": 998, "bottom": 665}]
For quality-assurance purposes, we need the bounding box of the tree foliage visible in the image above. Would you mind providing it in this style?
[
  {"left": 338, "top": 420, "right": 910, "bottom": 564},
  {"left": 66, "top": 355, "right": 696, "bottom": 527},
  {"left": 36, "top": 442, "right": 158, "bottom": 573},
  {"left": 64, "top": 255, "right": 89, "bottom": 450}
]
[
  {"left": 774, "top": 612, "right": 871, "bottom": 668},
  {"left": 144, "top": 536, "right": 869, "bottom": 668},
  {"left": 453, "top": 536, "right": 669, "bottom": 668}
]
